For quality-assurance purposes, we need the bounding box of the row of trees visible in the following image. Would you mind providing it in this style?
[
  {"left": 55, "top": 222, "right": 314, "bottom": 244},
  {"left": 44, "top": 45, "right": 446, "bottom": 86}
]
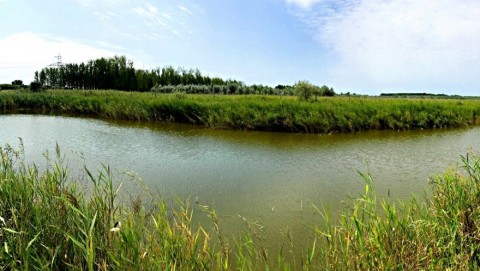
[
  {"left": 33, "top": 56, "right": 231, "bottom": 92},
  {"left": 151, "top": 83, "right": 299, "bottom": 95},
  {"left": 0, "top": 80, "right": 26, "bottom": 90},
  {"left": 32, "top": 55, "right": 335, "bottom": 98},
  {"left": 35, "top": 56, "right": 148, "bottom": 91},
  {"left": 295, "top": 80, "right": 336, "bottom": 101}
]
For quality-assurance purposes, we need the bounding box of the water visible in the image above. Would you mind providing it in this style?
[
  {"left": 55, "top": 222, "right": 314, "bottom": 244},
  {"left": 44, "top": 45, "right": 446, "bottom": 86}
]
[{"left": 1, "top": 114, "right": 479, "bottom": 251}]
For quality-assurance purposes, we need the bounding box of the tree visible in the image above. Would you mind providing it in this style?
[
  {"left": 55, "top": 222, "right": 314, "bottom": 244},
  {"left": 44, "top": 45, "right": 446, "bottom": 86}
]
[
  {"left": 29, "top": 81, "right": 43, "bottom": 92},
  {"left": 39, "top": 70, "right": 46, "bottom": 86},
  {"left": 295, "top": 80, "right": 319, "bottom": 101},
  {"left": 319, "top": 85, "right": 335, "bottom": 97},
  {"left": 11, "top": 80, "right": 23, "bottom": 86}
]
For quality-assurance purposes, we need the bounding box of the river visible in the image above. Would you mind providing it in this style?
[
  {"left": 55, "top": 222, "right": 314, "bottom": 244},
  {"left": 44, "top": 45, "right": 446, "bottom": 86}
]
[{"left": 1, "top": 114, "right": 479, "bottom": 252}]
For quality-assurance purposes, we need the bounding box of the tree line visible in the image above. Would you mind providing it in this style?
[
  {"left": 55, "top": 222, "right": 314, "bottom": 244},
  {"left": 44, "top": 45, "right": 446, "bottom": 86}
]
[
  {"left": 32, "top": 55, "right": 335, "bottom": 97},
  {"left": 33, "top": 55, "right": 233, "bottom": 92}
]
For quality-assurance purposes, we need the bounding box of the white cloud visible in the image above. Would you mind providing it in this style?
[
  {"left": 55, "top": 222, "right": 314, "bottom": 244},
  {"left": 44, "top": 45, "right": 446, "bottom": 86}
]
[
  {"left": 285, "top": 0, "right": 323, "bottom": 9},
  {"left": 74, "top": 0, "right": 130, "bottom": 8},
  {"left": 132, "top": 5, "right": 170, "bottom": 30},
  {"left": 93, "top": 11, "right": 118, "bottom": 21},
  {"left": 74, "top": 1, "right": 197, "bottom": 44},
  {"left": 178, "top": 6, "right": 192, "bottom": 15},
  {"left": 131, "top": 3, "right": 195, "bottom": 41},
  {"left": 291, "top": 0, "right": 480, "bottom": 94},
  {"left": 0, "top": 32, "right": 118, "bottom": 83}
]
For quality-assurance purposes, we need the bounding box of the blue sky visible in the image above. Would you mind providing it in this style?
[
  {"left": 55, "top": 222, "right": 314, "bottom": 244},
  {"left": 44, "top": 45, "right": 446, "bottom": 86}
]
[{"left": 1, "top": 0, "right": 480, "bottom": 95}]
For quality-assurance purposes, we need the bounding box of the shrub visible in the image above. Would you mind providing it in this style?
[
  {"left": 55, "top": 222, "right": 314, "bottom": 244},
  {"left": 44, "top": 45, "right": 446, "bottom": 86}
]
[
  {"left": 295, "top": 80, "right": 319, "bottom": 101},
  {"left": 0, "top": 84, "right": 17, "bottom": 90},
  {"left": 29, "top": 81, "right": 43, "bottom": 92}
]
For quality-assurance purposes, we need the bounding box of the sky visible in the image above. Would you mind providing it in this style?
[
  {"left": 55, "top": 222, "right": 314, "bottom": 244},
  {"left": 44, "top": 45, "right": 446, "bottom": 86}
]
[{"left": 1, "top": 0, "right": 480, "bottom": 95}]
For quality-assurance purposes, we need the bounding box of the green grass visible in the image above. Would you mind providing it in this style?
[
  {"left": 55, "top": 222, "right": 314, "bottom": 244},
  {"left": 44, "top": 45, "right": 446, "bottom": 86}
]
[
  {"left": 316, "top": 155, "right": 480, "bottom": 270},
  {"left": 1, "top": 89, "right": 480, "bottom": 133},
  {"left": 2, "top": 143, "right": 480, "bottom": 269}
]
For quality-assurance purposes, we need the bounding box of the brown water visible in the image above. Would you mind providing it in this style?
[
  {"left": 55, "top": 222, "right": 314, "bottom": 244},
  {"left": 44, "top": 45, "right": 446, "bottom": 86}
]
[{"left": 1, "top": 114, "right": 479, "bottom": 252}]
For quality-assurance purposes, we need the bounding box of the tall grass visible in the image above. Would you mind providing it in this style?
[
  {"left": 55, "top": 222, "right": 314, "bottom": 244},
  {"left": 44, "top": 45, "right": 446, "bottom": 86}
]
[
  {"left": 2, "top": 143, "right": 480, "bottom": 269},
  {"left": 316, "top": 155, "right": 480, "bottom": 270},
  {"left": 0, "top": 143, "right": 294, "bottom": 270},
  {"left": 1, "top": 90, "right": 480, "bottom": 133},
  {"left": 0, "top": 144, "right": 220, "bottom": 270}
]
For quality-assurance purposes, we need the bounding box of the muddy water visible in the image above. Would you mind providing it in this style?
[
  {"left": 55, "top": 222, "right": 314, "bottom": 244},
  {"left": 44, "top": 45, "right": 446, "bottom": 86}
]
[{"left": 1, "top": 114, "right": 479, "bottom": 253}]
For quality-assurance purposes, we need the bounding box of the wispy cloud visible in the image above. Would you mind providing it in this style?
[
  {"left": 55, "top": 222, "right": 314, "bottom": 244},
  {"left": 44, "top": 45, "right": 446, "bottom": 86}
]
[
  {"left": 72, "top": 0, "right": 198, "bottom": 43},
  {"left": 73, "top": 0, "right": 96, "bottom": 8},
  {"left": 285, "top": 0, "right": 323, "bottom": 9},
  {"left": 74, "top": 0, "right": 130, "bottom": 8},
  {"left": 97, "top": 40, "right": 125, "bottom": 50},
  {"left": 288, "top": 0, "right": 480, "bottom": 93},
  {"left": 93, "top": 11, "right": 118, "bottom": 21},
  {"left": 161, "top": 12, "right": 172, "bottom": 20},
  {"left": 178, "top": 5, "right": 193, "bottom": 15},
  {"left": 130, "top": 3, "right": 197, "bottom": 41},
  {"left": 132, "top": 5, "right": 169, "bottom": 28}
]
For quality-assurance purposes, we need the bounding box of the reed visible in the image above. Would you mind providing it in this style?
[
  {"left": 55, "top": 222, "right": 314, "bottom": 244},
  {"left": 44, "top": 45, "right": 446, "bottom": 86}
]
[
  {"left": 2, "top": 143, "right": 480, "bottom": 269},
  {"left": 316, "top": 155, "right": 480, "bottom": 270},
  {"left": 0, "top": 143, "right": 222, "bottom": 270},
  {"left": 1, "top": 90, "right": 480, "bottom": 133}
]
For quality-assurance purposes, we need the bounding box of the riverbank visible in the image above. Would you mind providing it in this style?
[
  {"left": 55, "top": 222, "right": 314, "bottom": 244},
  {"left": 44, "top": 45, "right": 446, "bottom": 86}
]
[
  {"left": 1, "top": 144, "right": 480, "bottom": 269},
  {"left": 1, "top": 89, "right": 480, "bottom": 133}
]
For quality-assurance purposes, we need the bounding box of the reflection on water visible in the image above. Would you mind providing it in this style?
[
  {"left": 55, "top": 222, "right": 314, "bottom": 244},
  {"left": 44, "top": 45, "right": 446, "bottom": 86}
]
[{"left": 1, "top": 114, "right": 479, "bottom": 251}]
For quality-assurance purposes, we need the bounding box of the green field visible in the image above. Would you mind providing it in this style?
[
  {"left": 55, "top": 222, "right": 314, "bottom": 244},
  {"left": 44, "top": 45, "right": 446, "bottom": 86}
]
[{"left": 1, "top": 89, "right": 480, "bottom": 133}]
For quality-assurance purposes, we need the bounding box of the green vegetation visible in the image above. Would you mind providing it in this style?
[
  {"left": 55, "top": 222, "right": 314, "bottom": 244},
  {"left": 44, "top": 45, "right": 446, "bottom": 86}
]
[
  {"left": 0, "top": 80, "right": 26, "bottom": 91},
  {"left": 29, "top": 81, "right": 43, "bottom": 93},
  {"left": 295, "top": 80, "right": 318, "bottom": 101},
  {"left": 31, "top": 55, "right": 335, "bottom": 97},
  {"left": 294, "top": 80, "right": 335, "bottom": 101},
  {"left": 2, "top": 144, "right": 480, "bottom": 269},
  {"left": 1, "top": 90, "right": 480, "bottom": 133},
  {"left": 316, "top": 152, "right": 480, "bottom": 269},
  {"left": 35, "top": 56, "right": 223, "bottom": 92},
  {"left": 33, "top": 56, "right": 287, "bottom": 94}
]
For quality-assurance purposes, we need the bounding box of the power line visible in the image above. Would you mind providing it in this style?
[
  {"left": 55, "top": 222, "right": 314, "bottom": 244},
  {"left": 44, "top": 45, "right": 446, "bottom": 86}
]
[{"left": 0, "top": 66, "right": 37, "bottom": 69}]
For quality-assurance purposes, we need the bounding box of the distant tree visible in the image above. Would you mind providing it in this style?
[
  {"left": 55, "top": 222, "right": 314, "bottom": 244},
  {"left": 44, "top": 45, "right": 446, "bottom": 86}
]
[
  {"left": 295, "top": 80, "right": 319, "bottom": 101},
  {"left": 11, "top": 80, "right": 23, "bottom": 86},
  {"left": 29, "top": 81, "right": 43, "bottom": 92},
  {"left": 0, "top": 84, "right": 16, "bottom": 90},
  {"left": 313, "top": 86, "right": 323, "bottom": 101},
  {"left": 322, "top": 86, "right": 336, "bottom": 97},
  {"left": 32, "top": 55, "right": 336, "bottom": 97},
  {"left": 39, "top": 70, "right": 47, "bottom": 86}
]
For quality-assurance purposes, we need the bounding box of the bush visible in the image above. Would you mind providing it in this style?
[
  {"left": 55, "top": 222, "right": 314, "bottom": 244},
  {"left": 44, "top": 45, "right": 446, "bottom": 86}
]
[
  {"left": 320, "top": 85, "right": 336, "bottom": 97},
  {"left": 11, "top": 79, "right": 23, "bottom": 86},
  {"left": 295, "top": 80, "right": 318, "bottom": 101},
  {"left": 29, "top": 81, "right": 43, "bottom": 92},
  {"left": 0, "top": 84, "right": 17, "bottom": 90}
]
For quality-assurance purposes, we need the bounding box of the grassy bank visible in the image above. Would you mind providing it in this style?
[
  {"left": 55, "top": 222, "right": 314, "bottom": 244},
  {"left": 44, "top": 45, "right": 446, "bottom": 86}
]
[
  {"left": 1, "top": 90, "right": 480, "bottom": 133},
  {"left": 2, "top": 144, "right": 480, "bottom": 269}
]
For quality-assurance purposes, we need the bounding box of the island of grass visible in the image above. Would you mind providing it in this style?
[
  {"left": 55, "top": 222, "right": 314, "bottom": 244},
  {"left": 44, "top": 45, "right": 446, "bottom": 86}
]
[{"left": 1, "top": 89, "right": 480, "bottom": 134}]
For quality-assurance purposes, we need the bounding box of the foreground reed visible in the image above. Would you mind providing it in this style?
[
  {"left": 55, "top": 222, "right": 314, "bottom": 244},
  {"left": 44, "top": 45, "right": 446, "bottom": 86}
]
[
  {"left": 1, "top": 90, "right": 480, "bottom": 133},
  {"left": 1, "top": 143, "right": 480, "bottom": 270}
]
